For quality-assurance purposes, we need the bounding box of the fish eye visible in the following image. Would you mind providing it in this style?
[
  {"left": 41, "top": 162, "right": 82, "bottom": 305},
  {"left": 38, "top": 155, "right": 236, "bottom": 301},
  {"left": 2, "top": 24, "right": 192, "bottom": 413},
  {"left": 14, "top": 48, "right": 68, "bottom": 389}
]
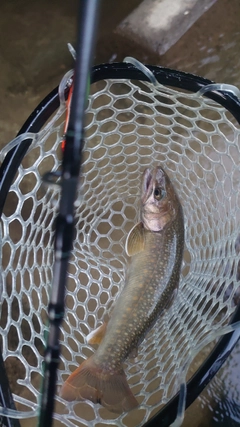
[{"left": 154, "top": 188, "right": 162, "bottom": 200}]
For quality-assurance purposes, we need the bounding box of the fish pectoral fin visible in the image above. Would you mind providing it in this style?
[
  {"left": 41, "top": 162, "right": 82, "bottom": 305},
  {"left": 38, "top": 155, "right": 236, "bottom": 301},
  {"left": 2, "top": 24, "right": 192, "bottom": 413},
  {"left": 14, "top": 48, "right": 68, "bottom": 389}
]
[
  {"left": 125, "top": 222, "right": 145, "bottom": 257},
  {"left": 86, "top": 322, "right": 108, "bottom": 345}
]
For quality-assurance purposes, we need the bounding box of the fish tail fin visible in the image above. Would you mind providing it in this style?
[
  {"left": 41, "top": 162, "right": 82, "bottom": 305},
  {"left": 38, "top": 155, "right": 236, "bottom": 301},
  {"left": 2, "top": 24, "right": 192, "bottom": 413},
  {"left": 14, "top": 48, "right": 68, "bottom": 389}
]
[{"left": 60, "top": 356, "right": 138, "bottom": 414}]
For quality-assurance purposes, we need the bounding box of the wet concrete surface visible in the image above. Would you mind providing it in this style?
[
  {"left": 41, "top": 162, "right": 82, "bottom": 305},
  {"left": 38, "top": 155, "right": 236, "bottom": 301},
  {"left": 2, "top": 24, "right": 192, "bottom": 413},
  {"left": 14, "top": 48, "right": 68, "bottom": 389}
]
[
  {"left": 1, "top": 0, "right": 240, "bottom": 141},
  {"left": 1, "top": 0, "right": 240, "bottom": 426}
]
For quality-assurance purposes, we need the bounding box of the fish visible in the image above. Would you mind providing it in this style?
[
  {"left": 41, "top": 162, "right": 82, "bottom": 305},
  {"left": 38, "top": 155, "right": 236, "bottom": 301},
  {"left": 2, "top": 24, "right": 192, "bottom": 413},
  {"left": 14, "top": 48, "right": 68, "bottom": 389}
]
[{"left": 60, "top": 166, "right": 184, "bottom": 413}]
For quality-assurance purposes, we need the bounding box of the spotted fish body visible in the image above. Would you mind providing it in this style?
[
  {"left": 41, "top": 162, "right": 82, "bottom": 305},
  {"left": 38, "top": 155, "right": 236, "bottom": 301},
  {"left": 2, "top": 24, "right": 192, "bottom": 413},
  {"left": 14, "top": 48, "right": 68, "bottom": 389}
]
[{"left": 61, "top": 166, "right": 184, "bottom": 414}]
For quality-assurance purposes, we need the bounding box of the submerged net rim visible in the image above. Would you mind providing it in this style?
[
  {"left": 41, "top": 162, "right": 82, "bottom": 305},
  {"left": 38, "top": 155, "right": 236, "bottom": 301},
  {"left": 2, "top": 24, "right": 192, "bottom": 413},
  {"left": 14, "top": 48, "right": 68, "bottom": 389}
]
[{"left": 1, "top": 62, "right": 240, "bottom": 427}]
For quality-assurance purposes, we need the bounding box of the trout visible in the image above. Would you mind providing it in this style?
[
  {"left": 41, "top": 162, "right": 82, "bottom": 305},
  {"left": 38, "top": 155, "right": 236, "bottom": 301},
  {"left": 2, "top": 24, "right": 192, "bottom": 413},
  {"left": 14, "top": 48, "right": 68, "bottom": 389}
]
[{"left": 61, "top": 166, "right": 184, "bottom": 413}]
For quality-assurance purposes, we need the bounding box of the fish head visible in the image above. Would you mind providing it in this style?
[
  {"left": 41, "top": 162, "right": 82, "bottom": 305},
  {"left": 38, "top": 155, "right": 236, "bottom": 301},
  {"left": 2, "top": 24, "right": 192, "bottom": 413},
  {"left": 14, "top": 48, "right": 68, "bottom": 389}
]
[{"left": 141, "top": 166, "right": 180, "bottom": 232}]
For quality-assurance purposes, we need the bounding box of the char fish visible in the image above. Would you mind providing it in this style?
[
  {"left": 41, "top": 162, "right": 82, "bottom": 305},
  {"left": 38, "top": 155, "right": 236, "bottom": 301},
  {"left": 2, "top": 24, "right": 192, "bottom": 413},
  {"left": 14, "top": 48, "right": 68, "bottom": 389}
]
[{"left": 61, "top": 166, "right": 184, "bottom": 413}]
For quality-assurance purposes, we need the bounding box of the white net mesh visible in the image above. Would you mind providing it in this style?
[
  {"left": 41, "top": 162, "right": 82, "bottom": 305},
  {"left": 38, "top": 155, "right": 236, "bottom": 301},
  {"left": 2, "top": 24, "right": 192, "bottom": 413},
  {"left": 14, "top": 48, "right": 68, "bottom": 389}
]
[{"left": 1, "top": 71, "right": 240, "bottom": 427}]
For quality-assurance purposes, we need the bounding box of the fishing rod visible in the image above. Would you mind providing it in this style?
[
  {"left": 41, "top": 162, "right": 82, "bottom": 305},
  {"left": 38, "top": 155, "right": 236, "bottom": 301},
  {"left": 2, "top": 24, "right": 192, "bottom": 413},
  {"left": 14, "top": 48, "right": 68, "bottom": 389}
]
[{"left": 37, "top": 1, "right": 100, "bottom": 426}]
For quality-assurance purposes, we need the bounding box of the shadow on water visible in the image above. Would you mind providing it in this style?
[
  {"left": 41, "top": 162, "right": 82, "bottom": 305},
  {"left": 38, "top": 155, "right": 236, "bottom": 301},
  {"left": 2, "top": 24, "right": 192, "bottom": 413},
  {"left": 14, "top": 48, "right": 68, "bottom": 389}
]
[{"left": 183, "top": 339, "right": 240, "bottom": 427}]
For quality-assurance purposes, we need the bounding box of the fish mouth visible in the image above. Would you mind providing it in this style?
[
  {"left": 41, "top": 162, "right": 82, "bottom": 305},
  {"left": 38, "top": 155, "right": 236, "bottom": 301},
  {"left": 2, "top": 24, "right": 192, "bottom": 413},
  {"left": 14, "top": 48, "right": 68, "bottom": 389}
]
[
  {"left": 142, "top": 168, "right": 153, "bottom": 202},
  {"left": 141, "top": 167, "right": 172, "bottom": 231},
  {"left": 141, "top": 167, "right": 178, "bottom": 231},
  {"left": 142, "top": 167, "right": 165, "bottom": 204}
]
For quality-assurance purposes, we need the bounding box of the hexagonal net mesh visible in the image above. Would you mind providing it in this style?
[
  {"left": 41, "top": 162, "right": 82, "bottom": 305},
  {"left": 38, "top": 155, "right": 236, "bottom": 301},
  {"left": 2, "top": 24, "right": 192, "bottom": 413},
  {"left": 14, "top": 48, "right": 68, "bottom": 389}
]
[{"left": 1, "top": 67, "right": 240, "bottom": 427}]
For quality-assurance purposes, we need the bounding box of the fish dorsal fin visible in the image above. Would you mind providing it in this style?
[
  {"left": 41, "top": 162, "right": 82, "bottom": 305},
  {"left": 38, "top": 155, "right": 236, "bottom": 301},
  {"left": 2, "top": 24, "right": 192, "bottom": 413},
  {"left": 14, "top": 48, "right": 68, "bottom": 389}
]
[{"left": 125, "top": 222, "right": 145, "bottom": 257}]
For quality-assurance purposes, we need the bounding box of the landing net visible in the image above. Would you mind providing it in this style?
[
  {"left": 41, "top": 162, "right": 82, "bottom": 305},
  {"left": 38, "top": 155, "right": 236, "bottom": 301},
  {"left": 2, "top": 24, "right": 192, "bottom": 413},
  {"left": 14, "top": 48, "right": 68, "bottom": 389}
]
[{"left": 0, "top": 64, "right": 240, "bottom": 427}]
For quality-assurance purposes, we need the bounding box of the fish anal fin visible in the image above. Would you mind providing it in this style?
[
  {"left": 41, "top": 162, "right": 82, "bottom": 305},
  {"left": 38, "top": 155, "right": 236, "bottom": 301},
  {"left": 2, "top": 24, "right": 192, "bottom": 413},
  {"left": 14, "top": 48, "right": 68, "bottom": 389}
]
[
  {"left": 86, "top": 322, "right": 107, "bottom": 345},
  {"left": 60, "top": 356, "right": 138, "bottom": 414},
  {"left": 125, "top": 222, "right": 145, "bottom": 257}
]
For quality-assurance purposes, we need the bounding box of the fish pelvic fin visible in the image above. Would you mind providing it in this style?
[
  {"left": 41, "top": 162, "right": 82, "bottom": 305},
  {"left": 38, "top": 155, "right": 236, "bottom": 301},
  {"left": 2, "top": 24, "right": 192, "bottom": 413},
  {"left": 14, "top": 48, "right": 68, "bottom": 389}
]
[
  {"left": 60, "top": 356, "right": 138, "bottom": 414},
  {"left": 125, "top": 222, "right": 145, "bottom": 257},
  {"left": 86, "top": 322, "right": 108, "bottom": 345}
]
